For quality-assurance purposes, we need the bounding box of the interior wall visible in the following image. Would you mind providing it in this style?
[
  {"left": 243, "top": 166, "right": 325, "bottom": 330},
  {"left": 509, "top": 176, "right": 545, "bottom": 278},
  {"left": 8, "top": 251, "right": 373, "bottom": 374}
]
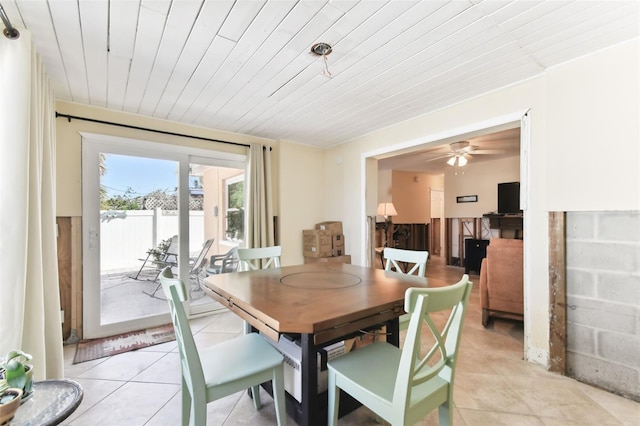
[
  {"left": 566, "top": 211, "right": 640, "bottom": 400},
  {"left": 546, "top": 43, "right": 640, "bottom": 211},
  {"left": 391, "top": 171, "right": 444, "bottom": 224},
  {"left": 445, "top": 156, "right": 520, "bottom": 218},
  {"left": 278, "top": 141, "right": 325, "bottom": 266},
  {"left": 377, "top": 169, "right": 392, "bottom": 201}
]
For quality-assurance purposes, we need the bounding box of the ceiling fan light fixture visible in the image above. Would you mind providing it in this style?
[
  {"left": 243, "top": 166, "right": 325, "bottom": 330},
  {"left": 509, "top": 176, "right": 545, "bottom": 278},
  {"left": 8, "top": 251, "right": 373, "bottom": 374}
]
[
  {"left": 450, "top": 141, "right": 470, "bottom": 152},
  {"left": 457, "top": 156, "right": 468, "bottom": 166},
  {"left": 447, "top": 157, "right": 456, "bottom": 166}
]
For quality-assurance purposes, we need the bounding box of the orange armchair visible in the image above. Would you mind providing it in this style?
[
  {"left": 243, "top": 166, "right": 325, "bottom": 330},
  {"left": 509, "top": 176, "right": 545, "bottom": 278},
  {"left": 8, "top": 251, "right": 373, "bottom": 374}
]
[{"left": 479, "top": 238, "right": 524, "bottom": 327}]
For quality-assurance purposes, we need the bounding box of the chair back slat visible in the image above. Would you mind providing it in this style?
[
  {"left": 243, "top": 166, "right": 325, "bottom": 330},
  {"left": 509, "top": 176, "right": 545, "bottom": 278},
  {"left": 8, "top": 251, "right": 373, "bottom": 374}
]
[
  {"left": 164, "top": 235, "right": 179, "bottom": 264},
  {"left": 220, "top": 248, "right": 240, "bottom": 273},
  {"left": 189, "top": 238, "right": 214, "bottom": 274},
  {"left": 393, "top": 275, "right": 472, "bottom": 409},
  {"left": 207, "top": 247, "right": 240, "bottom": 274},
  {"left": 383, "top": 248, "right": 429, "bottom": 277},
  {"left": 237, "top": 246, "right": 282, "bottom": 271}
]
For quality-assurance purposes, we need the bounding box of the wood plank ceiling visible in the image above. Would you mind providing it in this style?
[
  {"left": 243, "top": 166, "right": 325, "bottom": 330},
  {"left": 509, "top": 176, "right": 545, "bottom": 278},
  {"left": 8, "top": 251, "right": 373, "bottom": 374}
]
[{"left": 2, "top": 0, "right": 638, "bottom": 151}]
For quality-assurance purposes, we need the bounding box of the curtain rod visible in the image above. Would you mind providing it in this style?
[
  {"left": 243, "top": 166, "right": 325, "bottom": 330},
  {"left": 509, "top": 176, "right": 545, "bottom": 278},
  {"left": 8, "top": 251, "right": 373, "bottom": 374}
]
[
  {"left": 55, "top": 112, "right": 261, "bottom": 150},
  {"left": 0, "top": 3, "right": 20, "bottom": 39}
]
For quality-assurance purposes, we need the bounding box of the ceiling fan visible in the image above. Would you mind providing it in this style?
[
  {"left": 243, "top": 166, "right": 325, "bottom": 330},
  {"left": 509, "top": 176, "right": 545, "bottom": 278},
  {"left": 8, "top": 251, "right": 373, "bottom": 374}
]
[{"left": 426, "top": 141, "right": 504, "bottom": 167}]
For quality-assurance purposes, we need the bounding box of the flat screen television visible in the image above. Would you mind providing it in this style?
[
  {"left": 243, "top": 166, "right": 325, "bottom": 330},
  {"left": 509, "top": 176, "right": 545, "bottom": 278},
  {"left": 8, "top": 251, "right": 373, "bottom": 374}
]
[{"left": 497, "top": 182, "right": 521, "bottom": 214}]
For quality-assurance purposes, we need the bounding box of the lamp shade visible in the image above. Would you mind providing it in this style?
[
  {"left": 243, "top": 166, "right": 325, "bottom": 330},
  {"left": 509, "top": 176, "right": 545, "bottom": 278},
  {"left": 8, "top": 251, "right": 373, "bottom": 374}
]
[
  {"left": 447, "top": 155, "right": 468, "bottom": 167},
  {"left": 377, "top": 202, "right": 398, "bottom": 217}
]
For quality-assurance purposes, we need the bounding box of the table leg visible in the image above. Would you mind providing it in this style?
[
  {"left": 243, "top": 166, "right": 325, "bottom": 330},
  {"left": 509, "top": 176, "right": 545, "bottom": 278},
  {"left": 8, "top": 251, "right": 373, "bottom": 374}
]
[
  {"left": 300, "top": 333, "right": 318, "bottom": 426},
  {"left": 386, "top": 317, "right": 400, "bottom": 347}
]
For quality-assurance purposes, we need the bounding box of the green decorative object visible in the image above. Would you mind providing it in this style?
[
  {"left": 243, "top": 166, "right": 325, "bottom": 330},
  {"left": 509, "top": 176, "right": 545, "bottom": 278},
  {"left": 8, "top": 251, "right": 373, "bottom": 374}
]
[{"left": 0, "top": 350, "right": 33, "bottom": 399}]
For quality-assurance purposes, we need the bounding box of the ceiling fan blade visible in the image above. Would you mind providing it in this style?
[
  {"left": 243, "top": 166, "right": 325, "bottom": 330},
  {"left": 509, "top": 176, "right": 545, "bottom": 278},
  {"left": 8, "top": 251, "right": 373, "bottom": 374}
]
[
  {"left": 468, "top": 149, "right": 507, "bottom": 154},
  {"left": 424, "top": 154, "right": 453, "bottom": 162},
  {"left": 460, "top": 144, "right": 479, "bottom": 153}
]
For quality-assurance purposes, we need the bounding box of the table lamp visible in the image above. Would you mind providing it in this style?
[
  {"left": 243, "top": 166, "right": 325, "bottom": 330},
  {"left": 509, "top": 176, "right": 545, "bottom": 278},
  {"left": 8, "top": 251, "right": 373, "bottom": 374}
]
[{"left": 377, "top": 202, "right": 398, "bottom": 247}]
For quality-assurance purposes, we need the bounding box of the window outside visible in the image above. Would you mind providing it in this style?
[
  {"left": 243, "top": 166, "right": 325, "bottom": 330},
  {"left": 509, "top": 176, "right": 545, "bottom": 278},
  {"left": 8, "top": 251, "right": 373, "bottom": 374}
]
[{"left": 225, "top": 175, "right": 244, "bottom": 241}]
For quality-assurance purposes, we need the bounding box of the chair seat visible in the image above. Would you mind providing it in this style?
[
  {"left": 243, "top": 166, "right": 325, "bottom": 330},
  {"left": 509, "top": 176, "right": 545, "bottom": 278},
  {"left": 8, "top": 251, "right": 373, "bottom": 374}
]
[
  {"left": 201, "top": 333, "right": 283, "bottom": 385},
  {"left": 329, "top": 342, "right": 400, "bottom": 402},
  {"left": 205, "top": 265, "right": 223, "bottom": 275},
  {"left": 329, "top": 341, "right": 449, "bottom": 409}
]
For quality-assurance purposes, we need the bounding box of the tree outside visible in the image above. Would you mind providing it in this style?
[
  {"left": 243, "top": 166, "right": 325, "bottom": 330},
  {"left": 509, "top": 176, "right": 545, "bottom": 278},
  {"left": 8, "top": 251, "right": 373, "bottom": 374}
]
[{"left": 226, "top": 179, "right": 244, "bottom": 240}]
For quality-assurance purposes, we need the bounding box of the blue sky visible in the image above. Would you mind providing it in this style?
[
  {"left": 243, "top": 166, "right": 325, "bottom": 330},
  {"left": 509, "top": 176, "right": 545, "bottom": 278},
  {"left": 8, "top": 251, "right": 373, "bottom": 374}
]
[{"left": 101, "top": 154, "right": 178, "bottom": 197}]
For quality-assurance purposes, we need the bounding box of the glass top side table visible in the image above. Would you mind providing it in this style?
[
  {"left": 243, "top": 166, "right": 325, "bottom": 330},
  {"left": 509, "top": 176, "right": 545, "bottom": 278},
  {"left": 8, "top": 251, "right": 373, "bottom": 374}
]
[{"left": 11, "top": 379, "right": 83, "bottom": 426}]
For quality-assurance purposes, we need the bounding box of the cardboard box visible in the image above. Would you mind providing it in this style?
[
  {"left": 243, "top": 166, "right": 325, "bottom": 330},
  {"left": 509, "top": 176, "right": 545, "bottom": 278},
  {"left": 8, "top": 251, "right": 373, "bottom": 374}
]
[
  {"left": 332, "top": 247, "right": 345, "bottom": 256},
  {"left": 303, "top": 229, "right": 332, "bottom": 257},
  {"left": 343, "top": 326, "right": 387, "bottom": 352},
  {"left": 332, "top": 234, "right": 345, "bottom": 256},
  {"left": 267, "top": 335, "right": 346, "bottom": 402},
  {"left": 304, "top": 255, "right": 351, "bottom": 264},
  {"left": 315, "top": 221, "right": 343, "bottom": 236},
  {"left": 332, "top": 234, "right": 345, "bottom": 248}
]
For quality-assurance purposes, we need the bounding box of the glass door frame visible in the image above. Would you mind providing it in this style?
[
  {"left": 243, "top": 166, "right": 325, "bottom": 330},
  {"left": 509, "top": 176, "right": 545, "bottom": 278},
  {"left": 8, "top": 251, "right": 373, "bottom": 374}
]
[{"left": 81, "top": 132, "right": 246, "bottom": 338}]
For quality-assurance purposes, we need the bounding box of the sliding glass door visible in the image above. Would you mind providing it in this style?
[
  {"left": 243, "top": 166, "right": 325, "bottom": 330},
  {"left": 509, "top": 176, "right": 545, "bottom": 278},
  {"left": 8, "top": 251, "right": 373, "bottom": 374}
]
[
  {"left": 187, "top": 161, "right": 245, "bottom": 315},
  {"left": 82, "top": 134, "right": 246, "bottom": 338}
]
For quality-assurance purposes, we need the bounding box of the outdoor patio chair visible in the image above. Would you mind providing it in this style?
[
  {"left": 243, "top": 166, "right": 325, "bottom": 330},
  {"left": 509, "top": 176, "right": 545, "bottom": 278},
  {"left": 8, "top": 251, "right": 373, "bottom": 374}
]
[
  {"left": 206, "top": 247, "right": 239, "bottom": 275},
  {"left": 187, "top": 238, "right": 215, "bottom": 293},
  {"left": 144, "top": 238, "right": 214, "bottom": 299},
  {"left": 131, "top": 235, "right": 179, "bottom": 282}
]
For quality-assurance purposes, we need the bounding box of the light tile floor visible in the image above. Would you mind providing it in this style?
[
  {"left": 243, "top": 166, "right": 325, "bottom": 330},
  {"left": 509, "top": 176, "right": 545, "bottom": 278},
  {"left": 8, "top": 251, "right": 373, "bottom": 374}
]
[{"left": 62, "top": 258, "right": 639, "bottom": 425}]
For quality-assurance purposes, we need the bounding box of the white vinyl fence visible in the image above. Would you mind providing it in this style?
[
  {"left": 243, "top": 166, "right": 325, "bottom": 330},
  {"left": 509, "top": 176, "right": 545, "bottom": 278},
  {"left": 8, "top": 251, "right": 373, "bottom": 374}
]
[{"left": 100, "top": 209, "right": 205, "bottom": 272}]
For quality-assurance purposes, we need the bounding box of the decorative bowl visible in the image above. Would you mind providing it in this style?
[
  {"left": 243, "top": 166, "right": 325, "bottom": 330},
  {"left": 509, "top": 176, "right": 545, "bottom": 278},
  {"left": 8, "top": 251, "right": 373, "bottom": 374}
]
[{"left": 0, "top": 388, "right": 23, "bottom": 425}]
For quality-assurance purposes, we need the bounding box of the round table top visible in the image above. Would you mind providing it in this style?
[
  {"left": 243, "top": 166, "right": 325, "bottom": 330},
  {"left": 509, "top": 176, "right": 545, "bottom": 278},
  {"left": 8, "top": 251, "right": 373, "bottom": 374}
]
[
  {"left": 11, "top": 379, "right": 83, "bottom": 426},
  {"left": 280, "top": 270, "right": 362, "bottom": 289}
]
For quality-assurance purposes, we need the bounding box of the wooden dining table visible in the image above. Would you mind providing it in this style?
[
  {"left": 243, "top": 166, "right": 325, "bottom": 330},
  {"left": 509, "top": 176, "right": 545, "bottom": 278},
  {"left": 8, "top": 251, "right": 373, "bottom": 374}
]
[{"left": 202, "top": 262, "right": 442, "bottom": 426}]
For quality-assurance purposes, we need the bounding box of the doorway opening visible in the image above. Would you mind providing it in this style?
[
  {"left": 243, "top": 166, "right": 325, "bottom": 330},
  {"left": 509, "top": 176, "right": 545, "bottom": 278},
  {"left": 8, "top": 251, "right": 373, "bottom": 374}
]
[{"left": 364, "top": 111, "right": 530, "bottom": 356}]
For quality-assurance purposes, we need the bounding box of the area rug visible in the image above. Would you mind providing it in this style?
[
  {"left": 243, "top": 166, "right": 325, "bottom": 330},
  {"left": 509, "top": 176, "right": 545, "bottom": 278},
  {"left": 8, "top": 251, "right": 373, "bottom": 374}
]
[{"left": 73, "top": 323, "right": 175, "bottom": 364}]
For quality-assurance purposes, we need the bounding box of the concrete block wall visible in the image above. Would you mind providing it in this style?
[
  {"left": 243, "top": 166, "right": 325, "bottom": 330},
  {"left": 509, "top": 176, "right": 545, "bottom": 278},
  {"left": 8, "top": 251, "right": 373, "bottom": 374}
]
[{"left": 566, "top": 211, "right": 640, "bottom": 401}]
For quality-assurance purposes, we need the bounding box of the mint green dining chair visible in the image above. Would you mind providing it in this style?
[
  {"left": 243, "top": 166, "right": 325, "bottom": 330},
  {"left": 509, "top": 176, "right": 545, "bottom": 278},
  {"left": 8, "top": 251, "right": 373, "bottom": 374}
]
[
  {"left": 236, "top": 246, "right": 282, "bottom": 333},
  {"left": 327, "top": 275, "right": 472, "bottom": 426},
  {"left": 237, "top": 246, "right": 282, "bottom": 271},
  {"left": 383, "top": 247, "right": 429, "bottom": 331},
  {"left": 159, "top": 267, "right": 287, "bottom": 426}
]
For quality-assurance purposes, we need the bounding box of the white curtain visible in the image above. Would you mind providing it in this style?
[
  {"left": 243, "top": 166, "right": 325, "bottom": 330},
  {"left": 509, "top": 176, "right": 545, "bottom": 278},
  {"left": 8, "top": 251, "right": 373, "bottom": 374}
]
[
  {"left": 245, "top": 143, "right": 274, "bottom": 248},
  {"left": 0, "top": 30, "right": 64, "bottom": 379}
]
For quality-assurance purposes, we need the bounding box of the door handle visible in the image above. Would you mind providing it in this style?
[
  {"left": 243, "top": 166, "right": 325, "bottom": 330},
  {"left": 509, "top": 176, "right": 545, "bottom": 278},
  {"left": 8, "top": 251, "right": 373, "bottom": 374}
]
[{"left": 88, "top": 229, "right": 98, "bottom": 249}]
